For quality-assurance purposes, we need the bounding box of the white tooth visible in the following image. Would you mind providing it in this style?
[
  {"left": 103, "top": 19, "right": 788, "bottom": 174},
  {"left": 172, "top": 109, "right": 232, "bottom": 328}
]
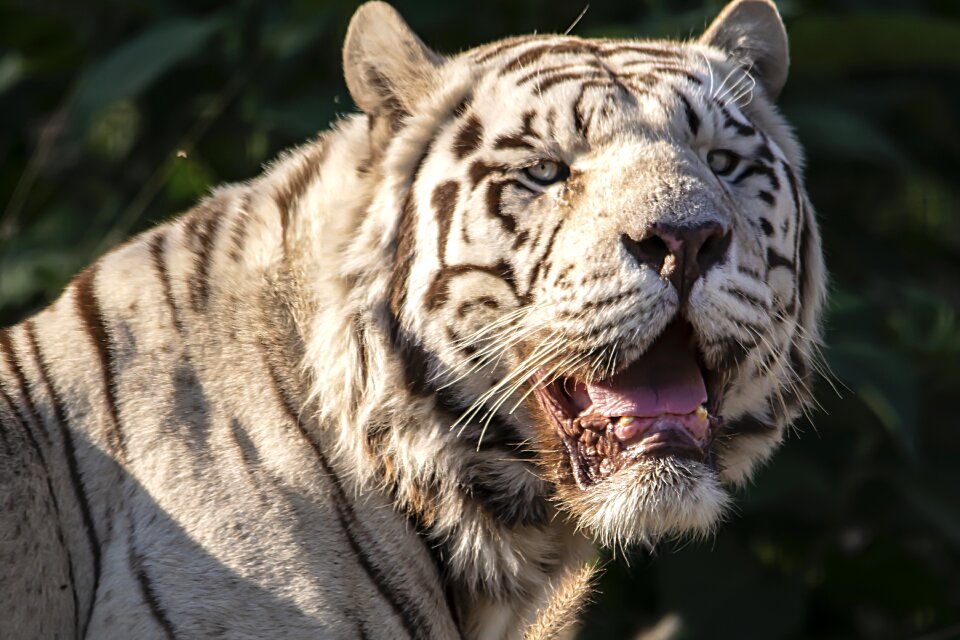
[
  {"left": 600, "top": 459, "right": 612, "bottom": 475},
  {"left": 585, "top": 446, "right": 597, "bottom": 457},
  {"left": 696, "top": 406, "right": 708, "bottom": 420},
  {"left": 618, "top": 416, "right": 635, "bottom": 426}
]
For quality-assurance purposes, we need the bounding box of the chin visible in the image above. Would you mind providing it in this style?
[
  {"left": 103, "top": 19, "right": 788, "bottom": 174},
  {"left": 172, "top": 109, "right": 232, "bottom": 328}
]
[{"left": 561, "top": 456, "right": 730, "bottom": 547}]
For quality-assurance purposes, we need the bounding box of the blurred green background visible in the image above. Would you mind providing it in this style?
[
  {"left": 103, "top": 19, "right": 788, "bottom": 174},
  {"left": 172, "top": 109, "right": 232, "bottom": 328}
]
[{"left": 2, "top": 0, "right": 959, "bottom": 638}]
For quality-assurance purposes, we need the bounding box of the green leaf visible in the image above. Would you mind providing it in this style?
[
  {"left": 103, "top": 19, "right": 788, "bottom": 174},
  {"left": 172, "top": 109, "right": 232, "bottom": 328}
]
[
  {"left": 790, "top": 14, "right": 960, "bottom": 73},
  {"left": 0, "top": 52, "right": 25, "bottom": 96},
  {"left": 657, "top": 535, "right": 806, "bottom": 640},
  {"left": 261, "top": 91, "right": 342, "bottom": 138},
  {"left": 70, "top": 14, "right": 228, "bottom": 131},
  {"left": 827, "top": 339, "right": 918, "bottom": 459},
  {"left": 896, "top": 474, "right": 960, "bottom": 550},
  {"left": 785, "top": 104, "right": 906, "bottom": 167}
]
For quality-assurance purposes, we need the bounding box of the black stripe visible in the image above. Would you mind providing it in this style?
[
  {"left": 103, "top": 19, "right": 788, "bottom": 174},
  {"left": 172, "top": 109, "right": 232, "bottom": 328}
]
[
  {"left": 675, "top": 92, "right": 700, "bottom": 136},
  {"left": 0, "top": 330, "right": 81, "bottom": 634},
  {"left": 571, "top": 83, "right": 593, "bottom": 140},
  {"left": 0, "top": 356, "right": 81, "bottom": 637},
  {"left": 0, "top": 390, "right": 12, "bottom": 455},
  {"left": 721, "top": 286, "right": 768, "bottom": 311},
  {"left": 733, "top": 163, "right": 780, "bottom": 191},
  {"left": 392, "top": 493, "right": 465, "bottom": 640},
  {"left": 517, "top": 62, "right": 598, "bottom": 86},
  {"left": 452, "top": 115, "right": 484, "bottom": 159},
  {"left": 261, "top": 351, "right": 432, "bottom": 639},
  {"left": 149, "top": 233, "right": 185, "bottom": 335},
  {"left": 531, "top": 71, "right": 607, "bottom": 92},
  {"left": 25, "top": 321, "right": 102, "bottom": 636},
  {"left": 493, "top": 134, "right": 536, "bottom": 150},
  {"left": 782, "top": 161, "right": 807, "bottom": 310},
  {"left": 228, "top": 192, "right": 252, "bottom": 263},
  {"left": 715, "top": 336, "right": 753, "bottom": 370},
  {"left": 425, "top": 262, "right": 519, "bottom": 311},
  {"left": 574, "top": 285, "right": 644, "bottom": 313},
  {"left": 500, "top": 41, "right": 593, "bottom": 75},
  {"left": 485, "top": 181, "right": 518, "bottom": 233},
  {"left": 645, "top": 66, "right": 702, "bottom": 86},
  {"left": 73, "top": 265, "right": 125, "bottom": 458},
  {"left": 758, "top": 217, "right": 774, "bottom": 236},
  {"left": 717, "top": 103, "right": 756, "bottom": 137},
  {"left": 389, "top": 130, "right": 440, "bottom": 318},
  {"left": 467, "top": 161, "right": 505, "bottom": 190},
  {"left": 186, "top": 201, "right": 225, "bottom": 312},
  {"left": 0, "top": 329, "right": 47, "bottom": 444},
  {"left": 353, "top": 316, "right": 370, "bottom": 390},
  {"left": 273, "top": 144, "right": 327, "bottom": 253},
  {"left": 128, "top": 520, "right": 177, "bottom": 639},
  {"left": 473, "top": 35, "right": 538, "bottom": 64},
  {"left": 432, "top": 181, "right": 460, "bottom": 268},
  {"left": 530, "top": 218, "right": 564, "bottom": 287},
  {"left": 767, "top": 247, "right": 793, "bottom": 270},
  {"left": 596, "top": 44, "right": 682, "bottom": 59},
  {"left": 796, "top": 199, "right": 812, "bottom": 309},
  {"left": 722, "top": 415, "right": 777, "bottom": 437}
]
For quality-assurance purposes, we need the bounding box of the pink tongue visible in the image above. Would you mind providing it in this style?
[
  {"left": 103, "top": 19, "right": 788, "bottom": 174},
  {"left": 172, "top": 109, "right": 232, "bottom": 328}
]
[{"left": 585, "top": 323, "right": 706, "bottom": 417}]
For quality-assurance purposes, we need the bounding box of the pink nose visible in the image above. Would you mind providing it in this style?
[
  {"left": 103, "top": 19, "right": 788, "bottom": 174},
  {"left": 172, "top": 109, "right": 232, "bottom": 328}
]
[{"left": 621, "top": 222, "right": 731, "bottom": 300}]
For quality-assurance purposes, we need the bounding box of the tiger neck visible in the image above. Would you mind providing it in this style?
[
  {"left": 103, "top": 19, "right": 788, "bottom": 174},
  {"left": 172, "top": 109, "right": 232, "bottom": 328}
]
[{"left": 270, "top": 117, "right": 594, "bottom": 615}]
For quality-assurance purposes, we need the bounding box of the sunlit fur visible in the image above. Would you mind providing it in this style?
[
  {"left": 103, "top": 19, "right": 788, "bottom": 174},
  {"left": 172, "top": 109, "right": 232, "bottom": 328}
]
[{"left": 0, "top": 2, "right": 824, "bottom": 638}]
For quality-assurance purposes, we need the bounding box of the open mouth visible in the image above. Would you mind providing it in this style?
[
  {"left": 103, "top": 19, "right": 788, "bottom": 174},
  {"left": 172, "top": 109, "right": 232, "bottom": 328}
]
[{"left": 533, "top": 320, "right": 724, "bottom": 490}]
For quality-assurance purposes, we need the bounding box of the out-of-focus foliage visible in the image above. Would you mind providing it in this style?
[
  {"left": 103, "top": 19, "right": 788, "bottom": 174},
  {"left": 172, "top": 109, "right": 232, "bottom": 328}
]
[{"left": 2, "top": 0, "right": 959, "bottom": 638}]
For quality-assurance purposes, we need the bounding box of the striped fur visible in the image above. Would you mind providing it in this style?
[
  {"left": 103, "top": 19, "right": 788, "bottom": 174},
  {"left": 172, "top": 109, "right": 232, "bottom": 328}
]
[{"left": 0, "top": 1, "right": 825, "bottom": 638}]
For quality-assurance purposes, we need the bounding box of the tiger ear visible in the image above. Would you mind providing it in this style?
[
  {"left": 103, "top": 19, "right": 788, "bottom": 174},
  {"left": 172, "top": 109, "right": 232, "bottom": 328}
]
[
  {"left": 700, "top": 0, "right": 789, "bottom": 101},
  {"left": 343, "top": 2, "right": 443, "bottom": 120}
]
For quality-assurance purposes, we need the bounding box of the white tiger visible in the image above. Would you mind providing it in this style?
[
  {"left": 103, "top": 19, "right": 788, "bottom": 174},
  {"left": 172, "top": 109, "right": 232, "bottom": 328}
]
[{"left": 0, "top": 0, "right": 825, "bottom": 637}]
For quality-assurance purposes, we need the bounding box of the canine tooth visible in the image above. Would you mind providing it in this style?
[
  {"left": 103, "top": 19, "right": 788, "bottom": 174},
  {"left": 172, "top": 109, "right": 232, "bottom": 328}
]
[
  {"left": 696, "top": 406, "right": 708, "bottom": 420},
  {"left": 618, "top": 416, "right": 635, "bottom": 426}
]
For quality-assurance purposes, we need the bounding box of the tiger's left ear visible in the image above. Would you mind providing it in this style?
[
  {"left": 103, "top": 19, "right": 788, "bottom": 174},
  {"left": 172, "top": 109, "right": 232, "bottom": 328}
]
[
  {"left": 700, "top": 0, "right": 789, "bottom": 101},
  {"left": 343, "top": 2, "right": 443, "bottom": 121}
]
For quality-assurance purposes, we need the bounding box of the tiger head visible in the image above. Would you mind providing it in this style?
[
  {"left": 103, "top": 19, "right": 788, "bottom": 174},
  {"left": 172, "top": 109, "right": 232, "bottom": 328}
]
[{"left": 341, "top": 0, "right": 826, "bottom": 548}]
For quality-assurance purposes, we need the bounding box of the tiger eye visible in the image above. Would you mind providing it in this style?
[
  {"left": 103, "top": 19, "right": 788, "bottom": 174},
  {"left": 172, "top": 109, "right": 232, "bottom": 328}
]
[
  {"left": 707, "top": 149, "right": 741, "bottom": 176},
  {"left": 524, "top": 160, "right": 569, "bottom": 185}
]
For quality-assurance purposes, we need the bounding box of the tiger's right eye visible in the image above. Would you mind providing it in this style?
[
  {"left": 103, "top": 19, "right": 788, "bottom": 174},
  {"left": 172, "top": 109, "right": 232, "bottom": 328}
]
[
  {"left": 706, "top": 149, "right": 741, "bottom": 176},
  {"left": 524, "top": 160, "right": 569, "bottom": 185}
]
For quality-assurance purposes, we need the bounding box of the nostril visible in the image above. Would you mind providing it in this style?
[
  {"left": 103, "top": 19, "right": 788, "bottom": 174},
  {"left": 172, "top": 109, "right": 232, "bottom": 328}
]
[
  {"left": 695, "top": 226, "right": 731, "bottom": 276},
  {"left": 621, "top": 232, "right": 669, "bottom": 271},
  {"left": 637, "top": 235, "right": 670, "bottom": 263}
]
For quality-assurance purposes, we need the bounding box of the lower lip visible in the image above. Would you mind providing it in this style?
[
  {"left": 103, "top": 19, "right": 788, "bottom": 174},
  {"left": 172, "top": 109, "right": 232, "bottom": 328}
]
[{"left": 613, "top": 411, "right": 709, "bottom": 444}]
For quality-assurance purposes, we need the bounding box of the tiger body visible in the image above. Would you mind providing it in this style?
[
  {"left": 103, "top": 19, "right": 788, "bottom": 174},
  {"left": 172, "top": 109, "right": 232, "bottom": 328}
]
[{"left": 0, "top": 1, "right": 825, "bottom": 638}]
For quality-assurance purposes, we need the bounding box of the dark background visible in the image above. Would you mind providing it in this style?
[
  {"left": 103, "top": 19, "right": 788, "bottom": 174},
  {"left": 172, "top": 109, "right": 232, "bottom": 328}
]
[{"left": 2, "top": 1, "right": 959, "bottom": 638}]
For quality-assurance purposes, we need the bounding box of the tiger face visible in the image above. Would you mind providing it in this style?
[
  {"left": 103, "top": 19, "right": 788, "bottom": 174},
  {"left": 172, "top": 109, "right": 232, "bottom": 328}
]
[{"left": 345, "top": 0, "right": 825, "bottom": 547}]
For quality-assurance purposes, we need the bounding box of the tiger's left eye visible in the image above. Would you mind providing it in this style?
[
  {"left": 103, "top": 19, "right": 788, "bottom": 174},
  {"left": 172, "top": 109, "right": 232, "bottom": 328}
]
[
  {"left": 706, "top": 149, "right": 741, "bottom": 176},
  {"left": 524, "top": 160, "right": 568, "bottom": 185}
]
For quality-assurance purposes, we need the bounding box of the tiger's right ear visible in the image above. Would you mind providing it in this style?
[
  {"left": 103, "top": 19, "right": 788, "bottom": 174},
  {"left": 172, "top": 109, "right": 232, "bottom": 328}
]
[
  {"left": 343, "top": 2, "right": 443, "bottom": 121},
  {"left": 700, "top": 0, "right": 789, "bottom": 101}
]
